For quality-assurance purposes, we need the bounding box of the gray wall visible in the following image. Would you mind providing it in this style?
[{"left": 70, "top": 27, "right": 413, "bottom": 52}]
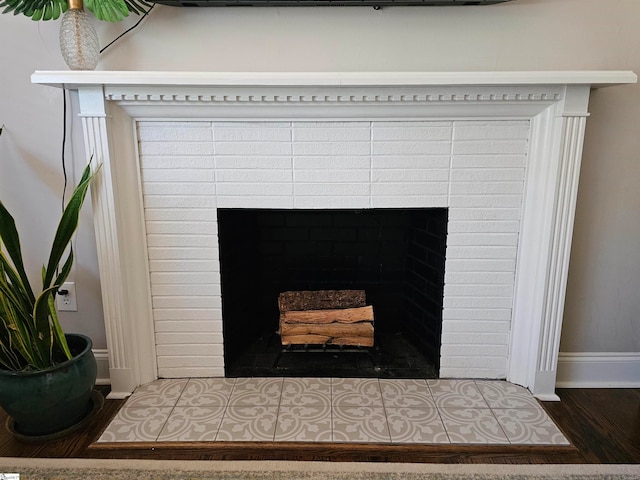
[{"left": 1, "top": 0, "right": 638, "bottom": 355}]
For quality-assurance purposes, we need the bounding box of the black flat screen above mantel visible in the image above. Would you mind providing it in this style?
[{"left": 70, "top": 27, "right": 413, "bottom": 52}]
[{"left": 149, "top": 0, "right": 513, "bottom": 8}]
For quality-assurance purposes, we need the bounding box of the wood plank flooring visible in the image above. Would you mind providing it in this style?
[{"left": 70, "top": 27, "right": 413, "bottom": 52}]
[{"left": 0, "top": 387, "right": 638, "bottom": 464}]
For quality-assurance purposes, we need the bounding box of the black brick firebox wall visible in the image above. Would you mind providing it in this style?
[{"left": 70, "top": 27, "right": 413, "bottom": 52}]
[{"left": 217, "top": 208, "right": 448, "bottom": 377}]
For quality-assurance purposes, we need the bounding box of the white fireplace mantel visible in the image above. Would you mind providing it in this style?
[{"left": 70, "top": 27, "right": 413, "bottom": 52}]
[{"left": 32, "top": 71, "right": 636, "bottom": 400}]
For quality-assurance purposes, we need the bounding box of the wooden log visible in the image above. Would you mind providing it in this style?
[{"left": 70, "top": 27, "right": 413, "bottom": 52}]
[
  {"left": 278, "top": 289, "right": 374, "bottom": 348},
  {"left": 280, "top": 306, "right": 374, "bottom": 325},
  {"left": 280, "top": 321, "right": 374, "bottom": 337},
  {"left": 278, "top": 290, "right": 366, "bottom": 312},
  {"left": 281, "top": 334, "right": 332, "bottom": 345},
  {"left": 280, "top": 335, "right": 374, "bottom": 347},
  {"left": 329, "top": 336, "right": 374, "bottom": 347}
]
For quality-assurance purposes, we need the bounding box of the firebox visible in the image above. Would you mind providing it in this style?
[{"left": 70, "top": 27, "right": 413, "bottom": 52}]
[{"left": 218, "top": 208, "right": 447, "bottom": 378}]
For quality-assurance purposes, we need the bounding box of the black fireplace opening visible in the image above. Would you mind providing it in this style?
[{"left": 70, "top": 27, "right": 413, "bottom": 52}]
[{"left": 217, "top": 208, "right": 448, "bottom": 378}]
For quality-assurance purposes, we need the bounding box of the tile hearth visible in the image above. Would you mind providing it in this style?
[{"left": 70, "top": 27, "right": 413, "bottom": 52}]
[{"left": 97, "top": 378, "right": 569, "bottom": 445}]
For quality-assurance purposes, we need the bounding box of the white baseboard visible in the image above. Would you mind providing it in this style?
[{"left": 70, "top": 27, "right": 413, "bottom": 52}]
[
  {"left": 556, "top": 352, "right": 640, "bottom": 388},
  {"left": 93, "top": 349, "right": 640, "bottom": 389},
  {"left": 93, "top": 349, "right": 111, "bottom": 386}
]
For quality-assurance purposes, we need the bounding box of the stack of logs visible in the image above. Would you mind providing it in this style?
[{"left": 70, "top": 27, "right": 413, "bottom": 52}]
[{"left": 278, "top": 290, "right": 374, "bottom": 347}]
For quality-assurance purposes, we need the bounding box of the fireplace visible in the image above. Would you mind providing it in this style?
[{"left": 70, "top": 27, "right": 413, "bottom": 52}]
[
  {"left": 32, "top": 70, "right": 636, "bottom": 400},
  {"left": 217, "top": 208, "right": 447, "bottom": 378}
]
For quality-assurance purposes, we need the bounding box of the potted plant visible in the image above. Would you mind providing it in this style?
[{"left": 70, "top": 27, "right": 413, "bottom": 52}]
[
  {"left": 1, "top": 0, "right": 150, "bottom": 69},
  {"left": 0, "top": 160, "right": 100, "bottom": 438}
]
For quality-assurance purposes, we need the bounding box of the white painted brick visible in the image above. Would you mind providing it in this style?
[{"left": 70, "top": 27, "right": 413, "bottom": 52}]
[
  {"left": 149, "top": 260, "right": 219, "bottom": 273},
  {"left": 293, "top": 183, "right": 370, "bottom": 196},
  {"left": 216, "top": 196, "right": 293, "bottom": 209},
  {"left": 157, "top": 356, "right": 222, "bottom": 368},
  {"left": 215, "top": 142, "right": 292, "bottom": 156},
  {"left": 294, "top": 170, "right": 370, "bottom": 183},
  {"left": 138, "top": 121, "right": 209, "bottom": 129},
  {"left": 445, "top": 246, "right": 518, "bottom": 260},
  {"left": 148, "top": 247, "right": 219, "bottom": 261},
  {"left": 215, "top": 156, "right": 292, "bottom": 169},
  {"left": 372, "top": 156, "right": 450, "bottom": 170},
  {"left": 447, "top": 233, "right": 519, "bottom": 246},
  {"left": 143, "top": 195, "right": 217, "bottom": 209},
  {"left": 157, "top": 367, "right": 224, "bottom": 378},
  {"left": 146, "top": 234, "right": 217, "bottom": 248},
  {"left": 371, "top": 169, "right": 449, "bottom": 183},
  {"left": 141, "top": 169, "right": 216, "bottom": 182},
  {"left": 452, "top": 140, "right": 528, "bottom": 155},
  {"left": 453, "top": 121, "right": 529, "bottom": 141},
  {"left": 447, "top": 221, "right": 520, "bottom": 234},
  {"left": 144, "top": 208, "right": 217, "bottom": 222},
  {"left": 137, "top": 125, "right": 213, "bottom": 142},
  {"left": 214, "top": 127, "right": 291, "bottom": 142},
  {"left": 152, "top": 283, "right": 221, "bottom": 296},
  {"left": 444, "top": 284, "right": 514, "bottom": 297},
  {"left": 450, "top": 168, "right": 524, "bottom": 182},
  {"left": 444, "top": 271, "right": 515, "bottom": 285},
  {"left": 151, "top": 272, "right": 220, "bottom": 285},
  {"left": 156, "top": 344, "right": 224, "bottom": 357},
  {"left": 153, "top": 296, "right": 221, "bottom": 309},
  {"left": 216, "top": 169, "right": 292, "bottom": 183},
  {"left": 375, "top": 121, "right": 451, "bottom": 128},
  {"left": 372, "top": 126, "right": 451, "bottom": 142},
  {"left": 145, "top": 221, "right": 217, "bottom": 235},
  {"left": 216, "top": 183, "right": 293, "bottom": 196},
  {"left": 371, "top": 182, "right": 448, "bottom": 197},
  {"left": 439, "top": 368, "right": 506, "bottom": 379},
  {"left": 439, "top": 350, "right": 507, "bottom": 366},
  {"left": 293, "top": 127, "right": 370, "bottom": 142},
  {"left": 372, "top": 141, "right": 451, "bottom": 155},
  {"left": 448, "top": 195, "right": 522, "bottom": 209},
  {"left": 215, "top": 121, "right": 290, "bottom": 128},
  {"left": 143, "top": 183, "right": 217, "bottom": 196},
  {"left": 293, "top": 142, "right": 369, "bottom": 156},
  {"left": 442, "top": 308, "right": 512, "bottom": 321},
  {"left": 443, "top": 296, "right": 513, "bottom": 309},
  {"left": 293, "top": 121, "right": 369, "bottom": 128},
  {"left": 152, "top": 284, "right": 221, "bottom": 297},
  {"left": 294, "top": 156, "right": 370, "bottom": 170},
  {"left": 134, "top": 118, "right": 537, "bottom": 377},
  {"left": 293, "top": 196, "right": 371, "bottom": 209},
  {"left": 451, "top": 155, "right": 526, "bottom": 169},
  {"left": 154, "top": 319, "right": 222, "bottom": 332},
  {"left": 441, "top": 319, "right": 510, "bottom": 333},
  {"left": 448, "top": 208, "right": 521, "bottom": 221},
  {"left": 139, "top": 142, "right": 214, "bottom": 156},
  {"left": 155, "top": 333, "right": 223, "bottom": 344},
  {"left": 140, "top": 156, "right": 215, "bottom": 169},
  {"left": 440, "top": 331, "right": 510, "bottom": 345},
  {"left": 371, "top": 196, "right": 447, "bottom": 208},
  {"left": 449, "top": 182, "right": 524, "bottom": 195}
]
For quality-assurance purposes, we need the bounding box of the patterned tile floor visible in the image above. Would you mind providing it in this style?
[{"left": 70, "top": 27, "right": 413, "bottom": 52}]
[{"left": 97, "top": 378, "right": 570, "bottom": 445}]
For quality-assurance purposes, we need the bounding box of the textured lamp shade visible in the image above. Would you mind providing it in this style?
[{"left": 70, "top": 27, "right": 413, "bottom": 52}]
[{"left": 59, "top": 0, "right": 100, "bottom": 70}]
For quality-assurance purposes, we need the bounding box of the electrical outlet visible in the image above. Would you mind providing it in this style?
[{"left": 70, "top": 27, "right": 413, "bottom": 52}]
[{"left": 56, "top": 282, "right": 77, "bottom": 312}]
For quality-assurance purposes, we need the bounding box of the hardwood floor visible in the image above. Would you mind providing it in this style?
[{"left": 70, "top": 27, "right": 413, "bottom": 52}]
[{"left": 0, "top": 387, "right": 638, "bottom": 464}]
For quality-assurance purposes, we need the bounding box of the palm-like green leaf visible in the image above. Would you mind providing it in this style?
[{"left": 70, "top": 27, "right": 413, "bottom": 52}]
[
  {"left": 0, "top": 0, "right": 66, "bottom": 20},
  {"left": 1, "top": 0, "right": 150, "bottom": 21}
]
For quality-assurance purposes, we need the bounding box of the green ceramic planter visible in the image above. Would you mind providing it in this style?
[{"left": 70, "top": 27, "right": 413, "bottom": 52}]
[{"left": 0, "top": 334, "right": 97, "bottom": 437}]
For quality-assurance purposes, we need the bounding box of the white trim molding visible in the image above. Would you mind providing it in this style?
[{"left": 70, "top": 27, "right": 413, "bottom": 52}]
[
  {"left": 31, "top": 71, "right": 636, "bottom": 400},
  {"left": 556, "top": 352, "right": 640, "bottom": 388},
  {"left": 93, "top": 349, "right": 111, "bottom": 386}
]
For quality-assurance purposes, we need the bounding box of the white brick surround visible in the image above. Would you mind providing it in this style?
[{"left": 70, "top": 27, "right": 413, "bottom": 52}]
[
  {"left": 138, "top": 119, "right": 528, "bottom": 380},
  {"left": 32, "top": 70, "right": 636, "bottom": 400}
]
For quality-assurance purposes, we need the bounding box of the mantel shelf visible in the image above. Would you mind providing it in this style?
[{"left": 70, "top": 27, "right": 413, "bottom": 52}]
[{"left": 32, "top": 70, "right": 637, "bottom": 90}]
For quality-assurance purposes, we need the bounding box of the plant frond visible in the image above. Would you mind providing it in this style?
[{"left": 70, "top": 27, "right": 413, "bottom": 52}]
[{"left": 0, "top": 0, "right": 66, "bottom": 20}]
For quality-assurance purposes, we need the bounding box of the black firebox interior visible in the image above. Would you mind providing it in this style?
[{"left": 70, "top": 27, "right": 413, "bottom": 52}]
[{"left": 217, "top": 208, "right": 447, "bottom": 378}]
